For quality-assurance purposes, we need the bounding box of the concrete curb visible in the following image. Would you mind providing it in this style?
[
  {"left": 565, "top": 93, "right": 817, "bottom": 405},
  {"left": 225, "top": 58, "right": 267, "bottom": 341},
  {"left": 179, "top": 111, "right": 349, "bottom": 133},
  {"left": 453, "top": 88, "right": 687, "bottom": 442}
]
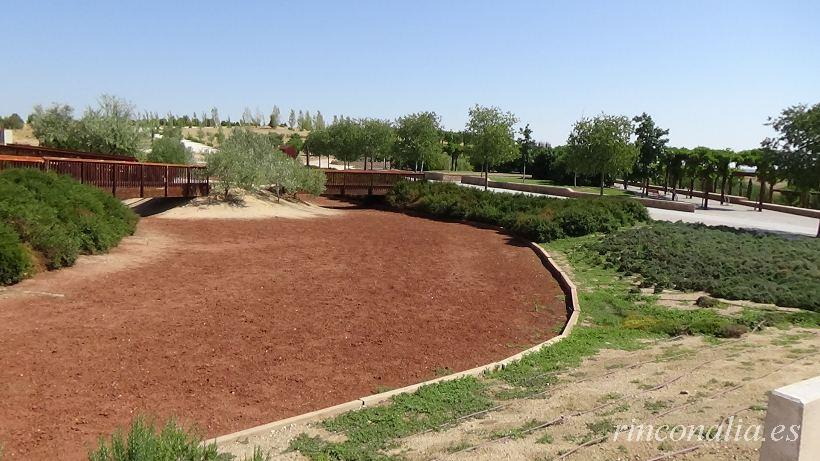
[{"left": 208, "top": 242, "right": 581, "bottom": 447}]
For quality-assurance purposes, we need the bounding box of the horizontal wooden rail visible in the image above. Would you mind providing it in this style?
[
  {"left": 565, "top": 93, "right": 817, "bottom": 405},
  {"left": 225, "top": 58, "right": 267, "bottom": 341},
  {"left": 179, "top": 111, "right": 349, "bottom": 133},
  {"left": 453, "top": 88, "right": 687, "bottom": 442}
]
[
  {"left": 0, "top": 143, "right": 139, "bottom": 162},
  {"left": 322, "top": 170, "right": 425, "bottom": 196},
  {"left": 0, "top": 155, "right": 209, "bottom": 199}
]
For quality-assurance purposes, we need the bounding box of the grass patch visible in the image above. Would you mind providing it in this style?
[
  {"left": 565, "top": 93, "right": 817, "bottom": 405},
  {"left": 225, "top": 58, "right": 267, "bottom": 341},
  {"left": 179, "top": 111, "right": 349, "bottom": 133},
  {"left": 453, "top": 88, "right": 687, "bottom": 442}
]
[
  {"left": 88, "top": 416, "right": 269, "bottom": 461},
  {"left": 594, "top": 222, "right": 820, "bottom": 311},
  {"left": 290, "top": 377, "right": 492, "bottom": 460}
]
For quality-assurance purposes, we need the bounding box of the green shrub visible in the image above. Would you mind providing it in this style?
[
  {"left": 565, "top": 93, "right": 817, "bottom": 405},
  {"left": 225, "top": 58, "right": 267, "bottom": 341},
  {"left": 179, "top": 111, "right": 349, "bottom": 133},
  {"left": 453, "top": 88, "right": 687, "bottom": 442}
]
[
  {"left": 0, "top": 222, "right": 32, "bottom": 284},
  {"left": 386, "top": 180, "right": 648, "bottom": 242},
  {"left": 0, "top": 168, "right": 137, "bottom": 282},
  {"left": 594, "top": 222, "right": 820, "bottom": 311}
]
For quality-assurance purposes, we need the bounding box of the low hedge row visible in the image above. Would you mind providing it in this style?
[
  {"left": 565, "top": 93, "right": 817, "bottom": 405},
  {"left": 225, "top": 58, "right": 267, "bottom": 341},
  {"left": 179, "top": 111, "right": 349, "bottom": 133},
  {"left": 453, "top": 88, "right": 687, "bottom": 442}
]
[
  {"left": 0, "top": 168, "right": 138, "bottom": 285},
  {"left": 387, "top": 181, "right": 649, "bottom": 242},
  {"left": 593, "top": 222, "right": 820, "bottom": 311}
]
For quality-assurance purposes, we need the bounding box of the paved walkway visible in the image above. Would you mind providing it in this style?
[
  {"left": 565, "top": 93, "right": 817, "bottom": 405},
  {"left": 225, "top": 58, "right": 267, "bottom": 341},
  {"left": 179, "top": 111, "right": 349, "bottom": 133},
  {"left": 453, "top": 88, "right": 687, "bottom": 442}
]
[{"left": 458, "top": 182, "right": 819, "bottom": 237}]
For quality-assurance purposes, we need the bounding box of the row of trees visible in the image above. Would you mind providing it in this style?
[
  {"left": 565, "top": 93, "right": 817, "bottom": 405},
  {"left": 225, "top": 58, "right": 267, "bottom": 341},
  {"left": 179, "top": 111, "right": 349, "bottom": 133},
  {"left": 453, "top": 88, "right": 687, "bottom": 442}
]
[{"left": 302, "top": 105, "right": 520, "bottom": 188}]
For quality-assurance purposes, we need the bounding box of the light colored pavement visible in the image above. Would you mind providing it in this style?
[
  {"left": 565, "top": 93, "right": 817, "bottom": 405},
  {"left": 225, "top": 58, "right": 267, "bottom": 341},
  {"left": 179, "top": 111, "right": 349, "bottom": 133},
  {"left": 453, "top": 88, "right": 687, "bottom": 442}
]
[{"left": 457, "top": 182, "right": 819, "bottom": 237}]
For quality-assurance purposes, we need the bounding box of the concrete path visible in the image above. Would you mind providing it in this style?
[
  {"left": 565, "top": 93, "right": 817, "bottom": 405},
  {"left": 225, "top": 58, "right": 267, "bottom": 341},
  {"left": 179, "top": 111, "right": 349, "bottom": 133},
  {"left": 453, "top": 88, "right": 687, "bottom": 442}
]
[{"left": 457, "top": 182, "right": 819, "bottom": 237}]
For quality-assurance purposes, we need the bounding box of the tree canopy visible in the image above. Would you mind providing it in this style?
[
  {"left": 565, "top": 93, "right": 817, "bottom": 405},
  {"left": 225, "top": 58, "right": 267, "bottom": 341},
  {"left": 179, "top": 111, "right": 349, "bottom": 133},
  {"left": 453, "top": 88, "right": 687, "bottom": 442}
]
[
  {"left": 566, "top": 114, "right": 638, "bottom": 195},
  {"left": 393, "top": 112, "right": 443, "bottom": 171}
]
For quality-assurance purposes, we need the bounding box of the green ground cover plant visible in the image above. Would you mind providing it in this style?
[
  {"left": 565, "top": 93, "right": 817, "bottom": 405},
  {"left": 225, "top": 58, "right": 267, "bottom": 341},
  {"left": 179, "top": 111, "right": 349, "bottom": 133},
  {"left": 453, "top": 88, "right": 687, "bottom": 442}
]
[
  {"left": 0, "top": 168, "right": 138, "bottom": 284},
  {"left": 88, "top": 416, "right": 269, "bottom": 461},
  {"left": 290, "top": 233, "right": 818, "bottom": 460},
  {"left": 386, "top": 181, "right": 648, "bottom": 242},
  {"left": 593, "top": 222, "right": 820, "bottom": 311}
]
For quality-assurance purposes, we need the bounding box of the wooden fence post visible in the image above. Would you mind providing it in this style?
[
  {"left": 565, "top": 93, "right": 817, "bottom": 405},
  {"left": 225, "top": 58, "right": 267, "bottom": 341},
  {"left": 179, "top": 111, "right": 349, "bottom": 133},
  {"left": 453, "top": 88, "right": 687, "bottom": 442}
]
[
  {"left": 186, "top": 167, "right": 191, "bottom": 197},
  {"left": 111, "top": 164, "right": 117, "bottom": 197},
  {"left": 80, "top": 162, "right": 85, "bottom": 184},
  {"left": 164, "top": 165, "right": 169, "bottom": 197},
  {"left": 139, "top": 164, "right": 145, "bottom": 197}
]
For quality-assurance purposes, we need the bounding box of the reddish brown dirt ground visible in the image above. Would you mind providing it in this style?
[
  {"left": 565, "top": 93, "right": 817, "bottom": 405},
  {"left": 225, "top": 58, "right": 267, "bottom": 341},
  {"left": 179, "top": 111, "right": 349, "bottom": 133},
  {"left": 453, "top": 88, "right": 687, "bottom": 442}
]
[{"left": 0, "top": 202, "right": 566, "bottom": 460}]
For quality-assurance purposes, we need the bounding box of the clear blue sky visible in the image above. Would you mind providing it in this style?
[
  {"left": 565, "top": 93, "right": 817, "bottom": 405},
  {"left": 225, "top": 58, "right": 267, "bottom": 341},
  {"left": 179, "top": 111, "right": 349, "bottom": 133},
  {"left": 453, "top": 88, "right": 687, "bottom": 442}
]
[{"left": 3, "top": 0, "right": 818, "bottom": 150}]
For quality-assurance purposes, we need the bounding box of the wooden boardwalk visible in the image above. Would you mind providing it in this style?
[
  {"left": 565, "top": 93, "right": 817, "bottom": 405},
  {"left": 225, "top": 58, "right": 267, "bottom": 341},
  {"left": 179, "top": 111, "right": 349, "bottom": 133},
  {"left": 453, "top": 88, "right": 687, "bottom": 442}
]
[{"left": 0, "top": 154, "right": 209, "bottom": 199}]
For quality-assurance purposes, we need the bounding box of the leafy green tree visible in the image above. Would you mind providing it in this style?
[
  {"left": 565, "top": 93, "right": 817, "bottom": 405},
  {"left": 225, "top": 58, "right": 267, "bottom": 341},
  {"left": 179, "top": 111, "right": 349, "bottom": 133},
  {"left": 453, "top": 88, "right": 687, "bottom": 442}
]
[
  {"left": 268, "top": 106, "right": 280, "bottom": 128},
  {"left": 442, "top": 130, "right": 467, "bottom": 171},
  {"left": 30, "top": 95, "right": 146, "bottom": 157},
  {"left": 466, "top": 105, "right": 518, "bottom": 189},
  {"left": 765, "top": 103, "right": 820, "bottom": 208},
  {"left": 689, "top": 147, "right": 720, "bottom": 209},
  {"left": 30, "top": 103, "right": 80, "bottom": 149},
  {"left": 1, "top": 113, "right": 24, "bottom": 129},
  {"left": 362, "top": 119, "right": 395, "bottom": 170},
  {"left": 393, "top": 112, "right": 443, "bottom": 171},
  {"left": 517, "top": 124, "right": 534, "bottom": 181},
  {"left": 148, "top": 128, "right": 193, "bottom": 164},
  {"left": 714, "top": 149, "right": 735, "bottom": 204},
  {"left": 663, "top": 147, "right": 689, "bottom": 200},
  {"left": 288, "top": 109, "right": 297, "bottom": 129},
  {"left": 566, "top": 114, "right": 638, "bottom": 195},
  {"left": 287, "top": 132, "right": 304, "bottom": 153},
  {"left": 79, "top": 95, "right": 147, "bottom": 157},
  {"left": 302, "top": 111, "right": 314, "bottom": 131},
  {"left": 207, "top": 129, "right": 324, "bottom": 200},
  {"left": 327, "top": 118, "right": 366, "bottom": 168},
  {"left": 305, "top": 128, "right": 331, "bottom": 167},
  {"left": 632, "top": 113, "right": 669, "bottom": 196},
  {"left": 315, "top": 111, "right": 326, "bottom": 130}
]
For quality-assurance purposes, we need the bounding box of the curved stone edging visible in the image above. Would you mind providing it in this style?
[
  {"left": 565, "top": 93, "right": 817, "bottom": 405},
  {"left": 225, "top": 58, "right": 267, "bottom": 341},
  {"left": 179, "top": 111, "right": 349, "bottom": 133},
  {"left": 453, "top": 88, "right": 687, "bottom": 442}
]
[{"left": 207, "top": 241, "right": 580, "bottom": 447}]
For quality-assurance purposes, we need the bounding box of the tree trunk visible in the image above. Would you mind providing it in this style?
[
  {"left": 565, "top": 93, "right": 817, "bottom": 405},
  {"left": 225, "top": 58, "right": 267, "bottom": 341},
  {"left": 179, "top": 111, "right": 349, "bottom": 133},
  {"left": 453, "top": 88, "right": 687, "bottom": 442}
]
[
  {"left": 522, "top": 161, "right": 526, "bottom": 182},
  {"left": 671, "top": 175, "right": 678, "bottom": 201},
  {"left": 746, "top": 179, "right": 753, "bottom": 199},
  {"left": 689, "top": 178, "right": 695, "bottom": 198},
  {"left": 573, "top": 172, "right": 577, "bottom": 187},
  {"left": 663, "top": 167, "right": 669, "bottom": 195},
  {"left": 702, "top": 178, "right": 709, "bottom": 209},
  {"left": 720, "top": 174, "right": 728, "bottom": 204},
  {"left": 757, "top": 179, "right": 765, "bottom": 212},
  {"left": 305, "top": 150, "right": 310, "bottom": 167},
  {"left": 599, "top": 172, "right": 605, "bottom": 196},
  {"left": 484, "top": 161, "right": 489, "bottom": 191},
  {"left": 768, "top": 183, "right": 775, "bottom": 203}
]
